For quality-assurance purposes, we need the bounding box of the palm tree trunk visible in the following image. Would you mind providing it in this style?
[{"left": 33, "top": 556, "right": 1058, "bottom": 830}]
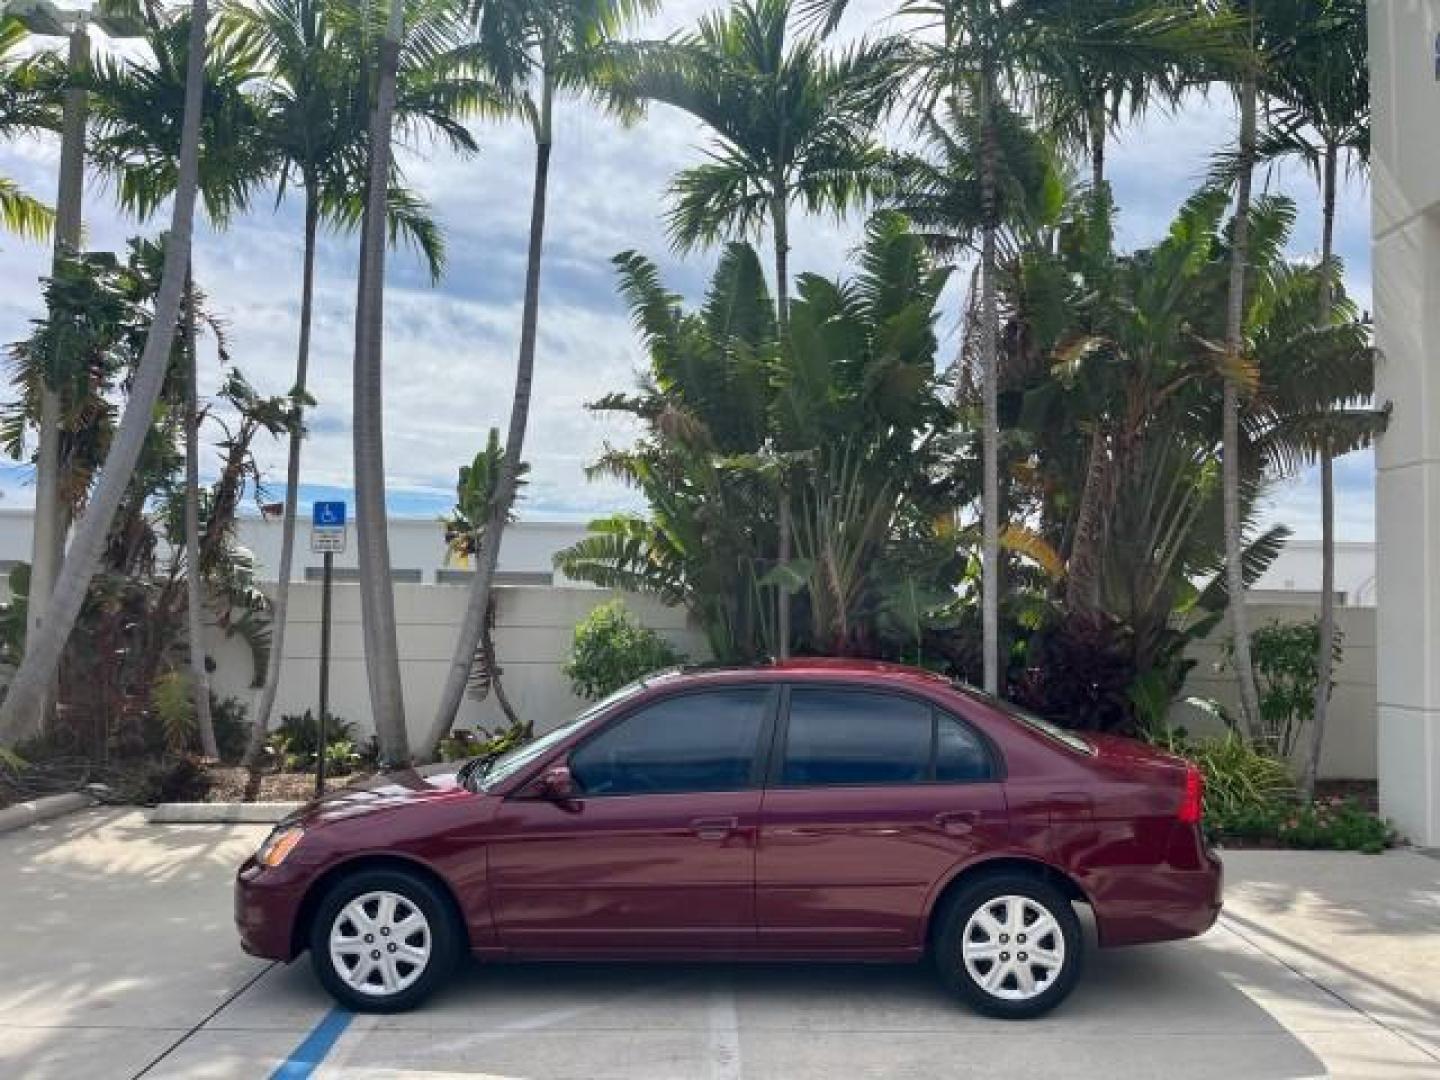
[
  {"left": 28, "top": 21, "right": 89, "bottom": 735},
  {"left": 0, "top": 0, "right": 210, "bottom": 748},
  {"left": 352, "top": 0, "right": 409, "bottom": 766},
  {"left": 1302, "top": 140, "right": 1340, "bottom": 799},
  {"left": 244, "top": 188, "right": 320, "bottom": 768},
  {"left": 183, "top": 264, "right": 218, "bottom": 759},
  {"left": 481, "top": 608, "right": 522, "bottom": 733},
  {"left": 1089, "top": 99, "right": 1106, "bottom": 202},
  {"left": 978, "top": 63, "right": 1001, "bottom": 696},
  {"left": 772, "top": 188, "right": 791, "bottom": 661},
  {"left": 1223, "top": 58, "right": 1263, "bottom": 740},
  {"left": 423, "top": 70, "right": 554, "bottom": 759}
]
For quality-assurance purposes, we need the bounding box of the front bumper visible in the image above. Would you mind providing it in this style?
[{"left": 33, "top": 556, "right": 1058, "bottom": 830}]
[{"left": 235, "top": 855, "right": 309, "bottom": 961}]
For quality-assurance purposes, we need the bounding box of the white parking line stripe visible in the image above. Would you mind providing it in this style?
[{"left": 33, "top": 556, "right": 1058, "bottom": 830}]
[{"left": 707, "top": 979, "right": 742, "bottom": 1080}]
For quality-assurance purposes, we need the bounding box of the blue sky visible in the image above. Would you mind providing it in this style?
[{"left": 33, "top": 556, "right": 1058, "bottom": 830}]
[{"left": 0, "top": 0, "right": 1374, "bottom": 541}]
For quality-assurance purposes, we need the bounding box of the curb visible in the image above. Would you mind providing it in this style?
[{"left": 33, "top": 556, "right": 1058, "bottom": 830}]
[
  {"left": 148, "top": 802, "right": 303, "bottom": 824},
  {"left": 0, "top": 791, "right": 96, "bottom": 836}
]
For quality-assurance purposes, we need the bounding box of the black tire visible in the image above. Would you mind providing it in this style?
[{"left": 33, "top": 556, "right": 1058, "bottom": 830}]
[
  {"left": 308, "top": 867, "right": 460, "bottom": 1013},
  {"left": 932, "top": 872, "right": 1083, "bottom": 1019}
]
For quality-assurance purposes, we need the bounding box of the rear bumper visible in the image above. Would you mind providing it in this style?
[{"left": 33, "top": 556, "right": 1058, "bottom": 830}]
[
  {"left": 1091, "top": 848, "right": 1223, "bottom": 948},
  {"left": 235, "top": 856, "right": 308, "bottom": 961}
]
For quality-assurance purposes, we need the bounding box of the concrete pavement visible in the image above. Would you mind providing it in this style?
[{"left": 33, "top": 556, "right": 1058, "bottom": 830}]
[{"left": 0, "top": 809, "right": 1436, "bottom": 1079}]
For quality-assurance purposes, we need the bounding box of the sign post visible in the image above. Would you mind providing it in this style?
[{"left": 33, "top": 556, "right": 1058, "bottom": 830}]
[{"left": 310, "top": 502, "right": 346, "bottom": 798}]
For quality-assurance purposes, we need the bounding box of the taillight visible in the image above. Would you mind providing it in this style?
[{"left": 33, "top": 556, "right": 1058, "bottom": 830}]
[{"left": 1178, "top": 765, "right": 1204, "bottom": 824}]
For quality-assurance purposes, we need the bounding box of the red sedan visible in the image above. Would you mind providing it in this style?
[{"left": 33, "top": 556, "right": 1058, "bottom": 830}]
[{"left": 235, "top": 660, "right": 1221, "bottom": 1018}]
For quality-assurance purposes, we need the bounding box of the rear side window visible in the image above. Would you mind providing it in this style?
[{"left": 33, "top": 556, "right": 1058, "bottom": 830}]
[
  {"left": 569, "top": 688, "right": 769, "bottom": 795},
  {"left": 936, "top": 713, "right": 995, "bottom": 782},
  {"left": 781, "top": 689, "right": 933, "bottom": 786},
  {"left": 779, "top": 688, "right": 997, "bottom": 787}
]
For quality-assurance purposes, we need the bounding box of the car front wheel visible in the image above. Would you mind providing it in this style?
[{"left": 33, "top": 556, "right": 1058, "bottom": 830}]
[
  {"left": 934, "top": 873, "right": 1082, "bottom": 1019},
  {"left": 309, "top": 868, "right": 459, "bottom": 1013}
]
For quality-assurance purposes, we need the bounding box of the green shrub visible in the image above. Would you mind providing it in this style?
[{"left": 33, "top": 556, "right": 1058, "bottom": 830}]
[
  {"left": 564, "top": 600, "right": 687, "bottom": 701},
  {"left": 1222, "top": 618, "right": 1342, "bottom": 758},
  {"left": 266, "top": 711, "right": 358, "bottom": 774},
  {"left": 152, "top": 671, "right": 195, "bottom": 754},
  {"left": 209, "top": 696, "right": 251, "bottom": 764},
  {"left": 438, "top": 722, "right": 531, "bottom": 764},
  {"left": 1153, "top": 727, "right": 1295, "bottom": 820},
  {"left": 1214, "top": 796, "right": 1396, "bottom": 853},
  {"left": 121, "top": 756, "right": 212, "bottom": 805}
]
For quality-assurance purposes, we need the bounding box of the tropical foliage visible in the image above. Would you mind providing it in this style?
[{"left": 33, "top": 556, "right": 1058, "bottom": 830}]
[{"left": 0, "top": 0, "right": 1382, "bottom": 810}]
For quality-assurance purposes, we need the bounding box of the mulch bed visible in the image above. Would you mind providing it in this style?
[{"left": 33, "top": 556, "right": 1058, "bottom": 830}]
[{"left": 203, "top": 766, "right": 374, "bottom": 804}]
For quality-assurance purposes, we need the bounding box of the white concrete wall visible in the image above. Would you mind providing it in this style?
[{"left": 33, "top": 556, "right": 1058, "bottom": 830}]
[
  {"left": 1370, "top": 0, "right": 1440, "bottom": 843},
  {"left": 1173, "top": 605, "right": 1377, "bottom": 781},
  {"left": 205, "top": 585, "right": 708, "bottom": 746}
]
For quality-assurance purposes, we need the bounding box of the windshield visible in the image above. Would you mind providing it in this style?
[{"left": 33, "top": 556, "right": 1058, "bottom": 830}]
[
  {"left": 956, "top": 685, "right": 1095, "bottom": 756},
  {"left": 475, "top": 678, "right": 655, "bottom": 791}
]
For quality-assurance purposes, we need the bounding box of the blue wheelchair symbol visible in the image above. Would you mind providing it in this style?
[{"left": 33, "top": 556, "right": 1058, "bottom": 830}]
[{"left": 312, "top": 501, "right": 346, "bottom": 528}]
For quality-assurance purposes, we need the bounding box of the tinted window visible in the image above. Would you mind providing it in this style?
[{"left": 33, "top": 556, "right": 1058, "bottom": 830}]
[
  {"left": 936, "top": 712, "right": 994, "bottom": 782},
  {"left": 781, "top": 689, "right": 931, "bottom": 786},
  {"left": 569, "top": 689, "right": 768, "bottom": 795}
]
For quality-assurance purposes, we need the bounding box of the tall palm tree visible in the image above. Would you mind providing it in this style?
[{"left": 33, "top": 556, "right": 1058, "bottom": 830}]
[
  {"left": 599, "top": 0, "right": 899, "bottom": 667},
  {"left": 1244, "top": 0, "right": 1369, "bottom": 793},
  {"left": 1211, "top": 0, "right": 1314, "bottom": 738},
  {"left": 220, "top": 0, "right": 483, "bottom": 765},
  {"left": 0, "top": 15, "right": 57, "bottom": 240},
  {"left": 421, "top": 0, "right": 654, "bottom": 757},
  {"left": 86, "top": 4, "right": 271, "bottom": 758},
  {"left": 0, "top": 0, "right": 210, "bottom": 748}
]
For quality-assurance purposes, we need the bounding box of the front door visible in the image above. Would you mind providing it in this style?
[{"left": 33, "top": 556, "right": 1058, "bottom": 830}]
[
  {"left": 488, "top": 686, "right": 774, "bottom": 954},
  {"left": 756, "top": 686, "right": 1009, "bottom": 953}
]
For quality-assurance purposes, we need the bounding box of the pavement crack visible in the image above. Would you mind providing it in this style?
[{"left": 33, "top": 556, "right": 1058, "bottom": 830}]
[{"left": 129, "top": 961, "right": 278, "bottom": 1079}]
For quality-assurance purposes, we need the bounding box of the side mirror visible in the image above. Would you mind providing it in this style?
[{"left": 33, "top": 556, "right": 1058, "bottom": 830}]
[{"left": 536, "top": 765, "right": 581, "bottom": 806}]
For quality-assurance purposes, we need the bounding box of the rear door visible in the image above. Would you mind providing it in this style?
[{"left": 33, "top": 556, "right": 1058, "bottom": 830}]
[
  {"left": 488, "top": 685, "right": 774, "bottom": 954},
  {"left": 756, "top": 686, "right": 1009, "bottom": 953}
]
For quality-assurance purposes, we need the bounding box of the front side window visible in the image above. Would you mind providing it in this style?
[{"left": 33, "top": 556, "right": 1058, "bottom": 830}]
[
  {"left": 781, "top": 689, "right": 932, "bottom": 786},
  {"left": 569, "top": 688, "right": 769, "bottom": 796}
]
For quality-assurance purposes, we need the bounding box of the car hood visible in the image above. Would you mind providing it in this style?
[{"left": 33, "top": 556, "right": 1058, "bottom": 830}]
[{"left": 286, "top": 763, "right": 470, "bottom": 828}]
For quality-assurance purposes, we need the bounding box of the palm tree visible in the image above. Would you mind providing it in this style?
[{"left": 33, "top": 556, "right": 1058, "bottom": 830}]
[
  {"left": 87, "top": 5, "right": 272, "bottom": 758},
  {"left": 0, "top": 16, "right": 57, "bottom": 239},
  {"left": 421, "top": 0, "right": 654, "bottom": 757},
  {"left": 1211, "top": 0, "right": 1315, "bottom": 738},
  {"left": 599, "top": 0, "right": 899, "bottom": 668},
  {"left": 220, "top": 0, "right": 484, "bottom": 765},
  {"left": 0, "top": 0, "right": 210, "bottom": 748},
  {"left": 340, "top": 0, "right": 491, "bottom": 764},
  {"left": 1240, "top": 0, "right": 1371, "bottom": 792}
]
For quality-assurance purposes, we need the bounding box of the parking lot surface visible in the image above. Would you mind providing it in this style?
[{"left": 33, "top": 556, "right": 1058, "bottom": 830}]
[{"left": 1, "top": 809, "right": 1436, "bottom": 1079}]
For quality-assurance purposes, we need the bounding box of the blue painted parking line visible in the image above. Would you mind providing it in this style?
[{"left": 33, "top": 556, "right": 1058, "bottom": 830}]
[{"left": 270, "top": 1007, "right": 355, "bottom": 1079}]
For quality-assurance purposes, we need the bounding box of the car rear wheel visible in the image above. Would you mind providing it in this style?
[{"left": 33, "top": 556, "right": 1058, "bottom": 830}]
[
  {"left": 309, "top": 868, "right": 459, "bottom": 1013},
  {"left": 933, "top": 873, "right": 1082, "bottom": 1019}
]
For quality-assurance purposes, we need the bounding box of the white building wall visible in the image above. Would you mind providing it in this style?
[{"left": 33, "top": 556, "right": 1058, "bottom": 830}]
[
  {"left": 1370, "top": 0, "right": 1440, "bottom": 844},
  {"left": 205, "top": 585, "right": 708, "bottom": 747}
]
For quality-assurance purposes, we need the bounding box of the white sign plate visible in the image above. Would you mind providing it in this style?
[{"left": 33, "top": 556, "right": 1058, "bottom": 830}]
[{"left": 310, "top": 527, "right": 346, "bottom": 554}]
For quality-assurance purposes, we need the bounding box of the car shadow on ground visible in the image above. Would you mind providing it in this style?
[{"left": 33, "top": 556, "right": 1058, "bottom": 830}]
[{"left": 215, "top": 925, "right": 1333, "bottom": 1080}]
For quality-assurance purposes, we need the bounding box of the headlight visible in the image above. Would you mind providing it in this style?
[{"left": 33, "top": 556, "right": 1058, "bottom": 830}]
[{"left": 256, "top": 825, "right": 304, "bottom": 868}]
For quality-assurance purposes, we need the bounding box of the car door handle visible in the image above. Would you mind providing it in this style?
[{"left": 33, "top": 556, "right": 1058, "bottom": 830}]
[
  {"left": 690, "top": 816, "right": 740, "bottom": 840},
  {"left": 933, "top": 810, "right": 979, "bottom": 835}
]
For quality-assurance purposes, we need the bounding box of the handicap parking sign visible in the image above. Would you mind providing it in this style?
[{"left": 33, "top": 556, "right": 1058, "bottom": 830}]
[{"left": 312, "top": 501, "right": 346, "bottom": 528}]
